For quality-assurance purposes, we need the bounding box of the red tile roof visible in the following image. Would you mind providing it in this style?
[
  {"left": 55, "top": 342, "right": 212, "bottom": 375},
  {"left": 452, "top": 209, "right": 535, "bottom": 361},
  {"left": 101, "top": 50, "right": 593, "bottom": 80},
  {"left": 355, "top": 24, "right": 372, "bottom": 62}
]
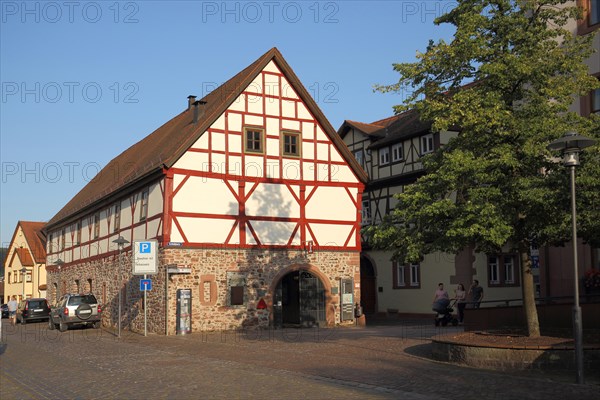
[
  {"left": 15, "top": 248, "right": 34, "bottom": 266},
  {"left": 5, "top": 221, "right": 46, "bottom": 266},
  {"left": 46, "top": 48, "right": 368, "bottom": 230}
]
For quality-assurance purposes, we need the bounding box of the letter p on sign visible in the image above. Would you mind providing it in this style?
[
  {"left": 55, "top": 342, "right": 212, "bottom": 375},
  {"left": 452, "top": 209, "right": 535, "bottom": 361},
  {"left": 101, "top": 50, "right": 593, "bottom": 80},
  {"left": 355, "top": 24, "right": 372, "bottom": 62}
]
[{"left": 140, "top": 242, "right": 151, "bottom": 253}]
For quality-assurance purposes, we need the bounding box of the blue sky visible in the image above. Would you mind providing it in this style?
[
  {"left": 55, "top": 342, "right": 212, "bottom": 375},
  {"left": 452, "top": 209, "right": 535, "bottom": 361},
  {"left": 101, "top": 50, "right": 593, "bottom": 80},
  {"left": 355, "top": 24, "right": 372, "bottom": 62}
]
[{"left": 0, "top": 0, "right": 456, "bottom": 246}]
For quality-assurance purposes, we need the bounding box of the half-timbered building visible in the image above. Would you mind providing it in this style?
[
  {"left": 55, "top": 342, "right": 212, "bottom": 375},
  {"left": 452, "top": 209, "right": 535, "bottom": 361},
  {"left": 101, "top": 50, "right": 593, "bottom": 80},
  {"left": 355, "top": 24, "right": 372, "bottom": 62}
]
[
  {"left": 340, "top": 108, "right": 599, "bottom": 317},
  {"left": 44, "top": 48, "right": 367, "bottom": 333},
  {"left": 338, "top": 111, "right": 531, "bottom": 316},
  {"left": 3, "top": 221, "right": 47, "bottom": 302}
]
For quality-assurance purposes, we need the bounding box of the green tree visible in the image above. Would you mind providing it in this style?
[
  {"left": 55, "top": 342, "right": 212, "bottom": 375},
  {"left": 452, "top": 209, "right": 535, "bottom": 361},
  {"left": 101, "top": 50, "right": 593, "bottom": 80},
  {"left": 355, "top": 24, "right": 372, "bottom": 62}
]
[{"left": 369, "top": 0, "right": 599, "bottom": 337}]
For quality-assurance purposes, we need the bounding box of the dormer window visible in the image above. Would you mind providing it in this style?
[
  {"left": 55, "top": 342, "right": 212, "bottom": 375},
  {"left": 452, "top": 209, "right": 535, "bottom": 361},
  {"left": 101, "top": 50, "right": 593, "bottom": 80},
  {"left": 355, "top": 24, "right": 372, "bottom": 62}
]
[
  {"left": 379, "top": 147, "right": 390, "bottom": 165},
  {"left": 392, "top": 143, "right": 403, "bottom": 162},
  {"left": 420, "top": 134, "right": 434, "bottom": 155}
]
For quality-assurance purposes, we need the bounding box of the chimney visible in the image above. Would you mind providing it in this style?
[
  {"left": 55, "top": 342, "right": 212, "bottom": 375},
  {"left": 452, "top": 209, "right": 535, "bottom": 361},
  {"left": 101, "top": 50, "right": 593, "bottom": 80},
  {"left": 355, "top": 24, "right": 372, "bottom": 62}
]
[
  {"left": 193, "top": 100, "right": 207, "bottom": 124},
  {"left": 187, "top": 95, "right": 196, "bottom": 110}
]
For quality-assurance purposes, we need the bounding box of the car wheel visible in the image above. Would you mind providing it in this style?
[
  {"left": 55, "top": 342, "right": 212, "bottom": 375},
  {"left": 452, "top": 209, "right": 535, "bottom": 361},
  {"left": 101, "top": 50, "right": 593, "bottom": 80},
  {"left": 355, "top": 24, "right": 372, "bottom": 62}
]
[
  {"left": 48, "top": 318, "right": 55, "bottom": 330},
  {"left": 59, "top": 321, "right": 68, "bottom": 332}
]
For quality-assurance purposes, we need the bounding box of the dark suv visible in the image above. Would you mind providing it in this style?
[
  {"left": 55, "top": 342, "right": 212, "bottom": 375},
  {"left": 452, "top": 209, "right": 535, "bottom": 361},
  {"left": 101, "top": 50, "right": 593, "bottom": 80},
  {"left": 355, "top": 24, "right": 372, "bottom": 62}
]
[
  {"left": 16, "top": 298, "right": 51, "bottom": 324},
  {"left": 49, "top": 293, "right": 102, "bottom": 332}
]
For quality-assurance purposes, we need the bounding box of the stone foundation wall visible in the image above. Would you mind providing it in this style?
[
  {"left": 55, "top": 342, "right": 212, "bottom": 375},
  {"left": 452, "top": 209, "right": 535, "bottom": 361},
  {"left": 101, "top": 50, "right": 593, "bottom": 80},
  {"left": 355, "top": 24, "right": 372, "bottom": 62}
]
[{"left": 46, "top": 248, "right": 361, "bottom": 334}]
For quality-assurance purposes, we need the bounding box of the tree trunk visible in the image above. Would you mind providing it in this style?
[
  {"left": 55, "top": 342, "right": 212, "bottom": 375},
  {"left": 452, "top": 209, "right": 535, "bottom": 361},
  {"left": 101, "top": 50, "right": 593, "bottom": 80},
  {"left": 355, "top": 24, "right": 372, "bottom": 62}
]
[{"left": 519, "top": 242, "right": 540, "bottom": 337}]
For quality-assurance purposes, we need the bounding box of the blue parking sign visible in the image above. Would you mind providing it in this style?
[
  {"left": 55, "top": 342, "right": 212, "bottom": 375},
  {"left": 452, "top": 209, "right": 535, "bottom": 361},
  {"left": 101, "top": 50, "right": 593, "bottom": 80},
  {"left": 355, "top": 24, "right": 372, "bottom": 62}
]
[{"left": 139, "top": 242, "right": 151, "bottom": 253}]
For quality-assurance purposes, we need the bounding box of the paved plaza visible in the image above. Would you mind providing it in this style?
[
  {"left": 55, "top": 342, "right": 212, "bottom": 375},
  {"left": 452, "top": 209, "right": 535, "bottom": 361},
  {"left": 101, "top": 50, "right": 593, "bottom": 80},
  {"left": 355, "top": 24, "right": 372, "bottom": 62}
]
[{"left": 0, "top": 319, "right": 598, "bottom": 399}]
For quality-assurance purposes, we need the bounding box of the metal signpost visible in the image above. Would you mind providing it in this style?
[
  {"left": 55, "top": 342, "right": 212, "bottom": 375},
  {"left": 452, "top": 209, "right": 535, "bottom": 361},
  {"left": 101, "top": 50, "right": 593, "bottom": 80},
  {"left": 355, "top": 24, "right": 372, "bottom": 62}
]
[{"left": 133, "top": 240, "right": 158, "bottom": 337}]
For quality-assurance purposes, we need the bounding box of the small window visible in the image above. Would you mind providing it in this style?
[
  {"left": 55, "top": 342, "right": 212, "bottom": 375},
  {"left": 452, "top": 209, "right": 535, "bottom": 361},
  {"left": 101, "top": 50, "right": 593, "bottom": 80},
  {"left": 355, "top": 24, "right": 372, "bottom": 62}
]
[
  {"left": 282, "top": 132, "right": 300, "bottom": 157},
  {"left": 393, "top": 262, "right": 421, "bottom": 289},
  {"left": 76, "top": 221, "right": 82, "bottom": 245},
  {"left": 392, "top": 143, "right": 403, "bottom": 162},
  {"left": 61, "top": 228, "right": 66, "bottom": 250},
  {"left": 94, "top": 213, "right": 100, "bottom": 239},
  {"left": 48, "top": 233, "right": 54, "bottom": 253},
  {"left": 396, "top": 264, "right": 405, "bottom": 287},
  {"left": 409, "top": 263, "right": 420, "bottom": 286},
  {"left": 504, "top": 256, "right": 515, "bottom": 284},
  {"left": 379, "top": 147, "right": 390, "bottom": 165},
  {"left": 488, "top": 254, "right": 519, "bottom": 286},
  {"left": 489, "top": 256, "right": 499, "bottom": 284},
  {"left": 230, "top": 286, "right": 244, "bottom": 305},
  {"left": 140, "top": 189, "right": 149, "bottom": 221},
  {"left": 354, "top": 149, "right": 365, "bottom": 168},
  {"left": 227, "top": 272, "right": 246, "bottom": 306},
  {"left": 592, "top": 87, "right": 600, "bottom": 115},
  {"left": 87, "top": 278, "right": 93, "bottom": 293},
  {"left": 361, "top": 199, "right": 371, "bottom": 224},
  {"left": 420, "top": 134, "right": 434, "bottom": 155},
  {"left": 589, "top": 0, "right": 599, "bottom": 26},
  {"left": 245, "top": 127, "right": 264, "bottom": 153},
  {"left": 114, "top": 202, "right": 121, "bottom": 232}
]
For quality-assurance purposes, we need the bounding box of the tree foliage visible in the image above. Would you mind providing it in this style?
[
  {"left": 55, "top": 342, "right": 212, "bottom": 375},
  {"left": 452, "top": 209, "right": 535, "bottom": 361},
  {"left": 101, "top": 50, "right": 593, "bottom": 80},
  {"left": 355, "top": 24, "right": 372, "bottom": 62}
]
[
  {"left": 367, "top": 0, "right": 599, "bottom": 337},
  {"left": 368, "top": 0, "right": 599, "bottom": 262}
]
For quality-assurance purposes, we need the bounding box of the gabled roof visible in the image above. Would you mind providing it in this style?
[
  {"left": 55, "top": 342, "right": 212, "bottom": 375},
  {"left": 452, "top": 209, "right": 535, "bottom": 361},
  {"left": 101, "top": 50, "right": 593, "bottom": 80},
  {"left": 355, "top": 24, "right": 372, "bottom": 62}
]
[
  {"left": 14, "top": 248, "right": 34, "bottom": 266},
  {"left": 338, "top": 110, "right": 432, "bottom": 149},
  {"left": 46, "top": 47, "right": 368, "bottom": 230},
  {"left": 5, "top": 221, "right": 46, "bottom": 266}
]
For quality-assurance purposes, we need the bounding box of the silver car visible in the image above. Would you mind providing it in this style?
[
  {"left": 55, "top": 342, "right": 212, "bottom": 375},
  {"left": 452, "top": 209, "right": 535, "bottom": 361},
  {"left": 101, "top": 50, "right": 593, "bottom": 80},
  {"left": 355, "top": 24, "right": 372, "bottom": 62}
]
[{"left": 48, "top": 293, "right": 102, "bottom": 332}]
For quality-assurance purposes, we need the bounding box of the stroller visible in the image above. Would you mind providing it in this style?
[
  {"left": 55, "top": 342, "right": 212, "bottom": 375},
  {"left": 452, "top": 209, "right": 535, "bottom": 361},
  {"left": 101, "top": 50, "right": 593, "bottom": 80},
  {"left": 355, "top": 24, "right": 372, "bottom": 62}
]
[{"left": 432, "top": 298, "right": 458, "bottom": 327}]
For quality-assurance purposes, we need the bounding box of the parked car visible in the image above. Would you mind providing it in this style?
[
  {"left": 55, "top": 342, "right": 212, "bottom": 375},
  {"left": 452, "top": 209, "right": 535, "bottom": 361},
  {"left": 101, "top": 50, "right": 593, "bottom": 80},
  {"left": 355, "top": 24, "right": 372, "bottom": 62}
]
[
  {"left": 48, "top": 293, "right": 102, "bottom": 332},
  {"left": 1, "top": 304, "right": 8, "bottom": 319},
  {"left": 16, "top": 298, "right": 51, "bottom": 324}
]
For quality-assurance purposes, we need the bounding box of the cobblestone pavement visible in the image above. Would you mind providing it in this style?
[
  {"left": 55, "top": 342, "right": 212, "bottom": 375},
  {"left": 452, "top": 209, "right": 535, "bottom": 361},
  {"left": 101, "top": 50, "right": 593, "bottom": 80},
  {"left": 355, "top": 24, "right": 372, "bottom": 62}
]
[{"left": 0, "top": 319, "right": 598, "bottom": 400}]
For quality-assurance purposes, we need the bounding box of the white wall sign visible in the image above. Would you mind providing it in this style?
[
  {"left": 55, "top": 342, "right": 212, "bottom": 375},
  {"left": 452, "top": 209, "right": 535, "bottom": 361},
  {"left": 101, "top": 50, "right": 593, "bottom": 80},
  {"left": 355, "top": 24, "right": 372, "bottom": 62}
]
[{"left": 133, "top": 240, "right": 158, "bottom": 275}]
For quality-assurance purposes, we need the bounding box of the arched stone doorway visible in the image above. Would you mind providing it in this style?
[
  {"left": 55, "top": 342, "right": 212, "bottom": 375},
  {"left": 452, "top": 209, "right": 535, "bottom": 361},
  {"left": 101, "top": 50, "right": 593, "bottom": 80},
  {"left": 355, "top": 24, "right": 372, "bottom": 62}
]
[
  {"left": 360, "top": 255, "right": 377, "bottom": 314},
  {"left": 271, "top": 265, "right": 331, "bottom": 328}
]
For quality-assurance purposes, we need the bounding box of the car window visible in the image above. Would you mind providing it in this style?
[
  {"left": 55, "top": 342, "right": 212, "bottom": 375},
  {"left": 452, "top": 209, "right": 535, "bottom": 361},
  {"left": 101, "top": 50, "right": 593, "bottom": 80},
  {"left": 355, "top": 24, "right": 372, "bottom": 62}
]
[
  {"left": 29, "top": 300, "right": 47, "bottom": 308},
  {"left": 68, "top": 295, "right": 97, "bottom": 306}
]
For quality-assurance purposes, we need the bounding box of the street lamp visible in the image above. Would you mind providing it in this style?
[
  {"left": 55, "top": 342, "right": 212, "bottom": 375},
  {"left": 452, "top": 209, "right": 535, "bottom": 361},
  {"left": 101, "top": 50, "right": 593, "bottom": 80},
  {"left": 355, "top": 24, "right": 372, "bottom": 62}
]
[
  {"left": 20, "top": 267, "right": 28, "bottom": 299},
  {"left": 547, "top": 131, "right": 597, "bottom": 384},
  {"left": 113, "top": 236, "right": 129, "bottom": 338},
  {"left": 54, "top": 258, "right": 64, "bottom": 301}
]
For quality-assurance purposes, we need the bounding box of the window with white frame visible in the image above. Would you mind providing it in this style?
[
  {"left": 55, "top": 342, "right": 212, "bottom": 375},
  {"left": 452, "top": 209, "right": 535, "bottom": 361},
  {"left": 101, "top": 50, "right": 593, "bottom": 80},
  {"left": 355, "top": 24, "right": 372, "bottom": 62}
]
[
  {"left": 396, "top": 264, "right": 405, "bottom": 287},
  {"left": 393, "top": 262, "right": 421, "bottom": 289},
  {"left": 410, "top": 263, "right": 420, "bottom": 286},
  {"left": 504, "top": 255, "right": 515, "bottom": 284},
  {"left": 361, "top": 199, "right": 371, "bottom": 224},
  {"left": 420, "top": 134, "right": 434, "bottom": 155},
  {"left": 488, "top": 254, "right": 519, "bottom": 286},
  {"left": 489, "top": 256, "right": 500, "bottom": 284},
  {"left": 379, "top": 147, "right": 390, "bottom": 165},
  {"left": 392, "top": 143, "right": 403, "bottom": 162}
]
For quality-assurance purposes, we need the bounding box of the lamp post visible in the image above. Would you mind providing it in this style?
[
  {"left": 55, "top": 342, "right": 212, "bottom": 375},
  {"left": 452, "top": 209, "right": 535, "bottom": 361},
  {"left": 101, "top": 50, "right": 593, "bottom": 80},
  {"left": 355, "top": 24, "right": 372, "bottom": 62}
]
[
  {"left": 20, "top": 267, "right": 28, "bottom": 299},
  {"left": 547, "top": 131, "right": 597, "bottom": 384},
  {"left": 55, "top": 258, "right": 64, "bottom": 301},
  {"left": 113, "top": 236, "right": 129, "bottom": 338}
]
